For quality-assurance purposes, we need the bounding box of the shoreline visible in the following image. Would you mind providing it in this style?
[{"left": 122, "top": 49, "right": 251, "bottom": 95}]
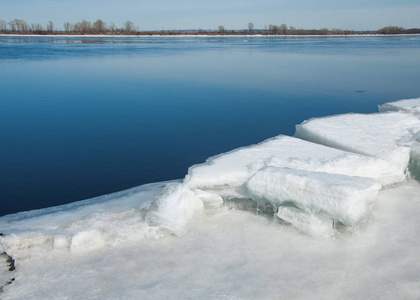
[{"left": 1, "top": 33, "right": 420, "bottom": 38}]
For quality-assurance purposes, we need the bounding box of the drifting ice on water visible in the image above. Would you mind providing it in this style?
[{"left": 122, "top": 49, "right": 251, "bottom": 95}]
[{"left": 1, "top": 97, "right": 420, "bottom": 259}]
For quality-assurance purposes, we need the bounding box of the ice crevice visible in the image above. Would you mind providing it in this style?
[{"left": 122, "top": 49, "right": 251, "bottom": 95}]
[{"left": 1, "top": 98, "right": 420, "bottom": 262}]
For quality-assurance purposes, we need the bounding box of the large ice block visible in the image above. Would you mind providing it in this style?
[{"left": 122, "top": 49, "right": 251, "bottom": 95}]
[
  {"left": 379, "top": 98, "right": 420, "bottom": 117},
  {"left": 185, "top": 135, "right": 404, "bottom": 200},
  {"left": 276, "top": 206, "right": 335, "bottom": 239},
  {"left": 247, "top": 167, "right": 382, "bottom": 226},
  {"left": 295, "top": 112, "right": 420, "bottom": 172}
]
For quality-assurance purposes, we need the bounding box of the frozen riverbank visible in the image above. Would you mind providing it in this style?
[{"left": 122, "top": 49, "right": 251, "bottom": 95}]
[{"left": 1, "top": 97, "right": 420, "bottom": 299}]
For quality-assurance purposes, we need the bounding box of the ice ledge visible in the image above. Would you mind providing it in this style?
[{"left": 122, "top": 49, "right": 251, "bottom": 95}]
[{"left": 1, "top": 97, "right": 420, "bottom": 261}]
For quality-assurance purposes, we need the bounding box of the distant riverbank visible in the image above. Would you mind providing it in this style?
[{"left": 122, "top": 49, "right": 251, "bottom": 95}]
[{"left": 2, "top": 33, "right": 420, "bottom": 38}]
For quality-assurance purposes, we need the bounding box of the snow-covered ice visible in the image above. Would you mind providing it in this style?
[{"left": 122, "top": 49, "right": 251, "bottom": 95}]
[
  {"left": 1, "top": 180, "right": 420, "bottom": 299},
  {"left": 295, "top": 112, "right": 420, "bottom": 172},
  {"left": 1, "top": 98, "right": 420, "bottom": 299},
  {"left": 186, "top": 135, "right": 404, "bottom": 192},
  {"left": 379, "top": 97, "right": 420, "bottom": 117}
]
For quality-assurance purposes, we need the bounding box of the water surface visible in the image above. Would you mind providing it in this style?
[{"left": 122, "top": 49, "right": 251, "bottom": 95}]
[{"left": 1, "top": 35, "right": 420, "bottom": 216}]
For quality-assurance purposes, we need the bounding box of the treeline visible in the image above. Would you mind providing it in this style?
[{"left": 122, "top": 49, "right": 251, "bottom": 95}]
[
  {"left": 1, "top": 19, "right": 420, "bottom": 36},
  {"left": 0, "top": 19, "right": 138, "bottom": 35}
]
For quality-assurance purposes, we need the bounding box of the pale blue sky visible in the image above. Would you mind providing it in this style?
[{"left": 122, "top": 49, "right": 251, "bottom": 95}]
[{"left": 1, "top": 0, "right": 419, "bottom": 31}]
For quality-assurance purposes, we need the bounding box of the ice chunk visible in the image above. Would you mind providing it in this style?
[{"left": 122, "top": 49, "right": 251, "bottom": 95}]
[
  {"left": 193, "top": 189, "right": 224, "bottom": 208},
  {"left": 276, "top": 206, "right": 335, "bottom": 239},
  {"left": 247, "top": 167, "right": 382, "bottom": 226},
  {"left": 147, "top": 182, "right": 203, "bottom": 232},
  {"left": 70, "top": 230, "right": 106, "bottom": 254},
  {"left": 379, "top": 97, "right": 420, "bottom": 117},
  {"left": 53, "top": 236, "right": 70, "bottom": 251},
  {"left": 186, "top": 135, "right": 404, "bottom": 199},
  {"left": 295, "top": 112, "right": 420, "bottom": 171}
]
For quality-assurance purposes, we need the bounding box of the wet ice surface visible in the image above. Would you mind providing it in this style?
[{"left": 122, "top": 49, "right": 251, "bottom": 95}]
[{"left": 1, "top": 98, "right": 420, "bottom": 299}]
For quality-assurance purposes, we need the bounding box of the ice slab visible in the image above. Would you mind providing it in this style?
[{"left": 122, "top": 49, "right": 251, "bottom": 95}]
[
  {"left": 185, "top": 135, "right": 405, "bottom": 200},
  {"left": 247, "top": 167, "right": 382, "bottom": 226},
  {"left": 0, "top": 182, "right": 169, "bottom": 260},
  {"left": 295, "top": 112, "right": 420, "bottom": 172},
  {"left": 379, "top": 97, "right": 420, "bottom": 117},
  {"left": 276, "top": 206, "right": 335, "bottom": 239}
]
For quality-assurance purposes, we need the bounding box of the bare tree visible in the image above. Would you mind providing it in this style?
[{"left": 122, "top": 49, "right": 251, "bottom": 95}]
[
  {"left": 74, "top": 20, "right": 92, "bottom": 34},
  {"left": 248, "top": 22, "right": 254, "bottom": 34},
  {"left": 64, "top": 22, "right": 74, "bottom": 32},
  {"left": 93, "top": 19, "right": 106, "bottom": 34},
  {"left": 0, "top": 19, "right": 6, "bottom": 31},
  {"left": 218, "top": 25, "right": 225, "bottom": 33},
  {"left": 269, "top": 24, "right": 279, "bottom": 34},
  {"left": 124, "top": 21, "right": 135, "bottom": 33},
  {"left": 31, "top": 23, "right": 44, "bottom": 32},
  {"left": 8, "top": 19, "right": 28, "bottom": 32},
  {"left": 280, "top": 24, "right": 287, "bottom": 35},
  {"left": 109, "top": 22, "right": 116, "bottom": 33},
  {"left": 8, "top": 20, "right": 16, "bottom": 31},
  {"left": 46, "top": 21, "right": 54, "bottom": 32}
]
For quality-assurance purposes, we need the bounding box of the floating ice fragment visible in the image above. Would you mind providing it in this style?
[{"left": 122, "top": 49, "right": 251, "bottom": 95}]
[{"left": 247, "top": 167, "right": 382, "bottom": 226}]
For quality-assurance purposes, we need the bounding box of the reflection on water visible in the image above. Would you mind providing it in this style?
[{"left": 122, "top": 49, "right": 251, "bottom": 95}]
[{"left": 1, "top": 35, "right": 420, "bottom": 215}]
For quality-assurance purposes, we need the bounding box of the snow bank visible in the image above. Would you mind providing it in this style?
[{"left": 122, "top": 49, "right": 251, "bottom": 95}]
[
  {"left": 247, "top": 167, "right": 382, "bottom": 226},
  {"left": 379, "top": 97, "right": 420, "bottom": 117},
  {"left": 295, "top": 112, "right": 420, "bottom": 172}
]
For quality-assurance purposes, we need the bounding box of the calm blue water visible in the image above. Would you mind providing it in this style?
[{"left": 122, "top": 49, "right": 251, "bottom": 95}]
[{"left": 1, "top": 35, "right": 420, "bottom": 216}]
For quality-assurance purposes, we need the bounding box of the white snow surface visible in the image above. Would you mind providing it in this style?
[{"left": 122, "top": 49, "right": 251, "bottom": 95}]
[
  {"left": 1, "top": 180, "right": 420, "bottom": 299},
  {"left": 379, "top": 97, "right": 420, "bottom": 117},
  {"left": 295, "top": 112, "right": 420, "bottom": 171},
  {"left": 1, "top": 98, "right": 420, "bottom": 299}
]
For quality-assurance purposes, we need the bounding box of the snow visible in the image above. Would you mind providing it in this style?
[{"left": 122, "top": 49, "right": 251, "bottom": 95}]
[
  {"left": 1, "top": 180, "right": 420, "bottom": 299},
  {"left": 379, "top": 97, "right": 420, "bottom": 117},
  {"left": 295, "top": 112, "right": 420, "bottom": 171},
  {"left": 1, "top": 98, "right": 420, "bottom": 299}
]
